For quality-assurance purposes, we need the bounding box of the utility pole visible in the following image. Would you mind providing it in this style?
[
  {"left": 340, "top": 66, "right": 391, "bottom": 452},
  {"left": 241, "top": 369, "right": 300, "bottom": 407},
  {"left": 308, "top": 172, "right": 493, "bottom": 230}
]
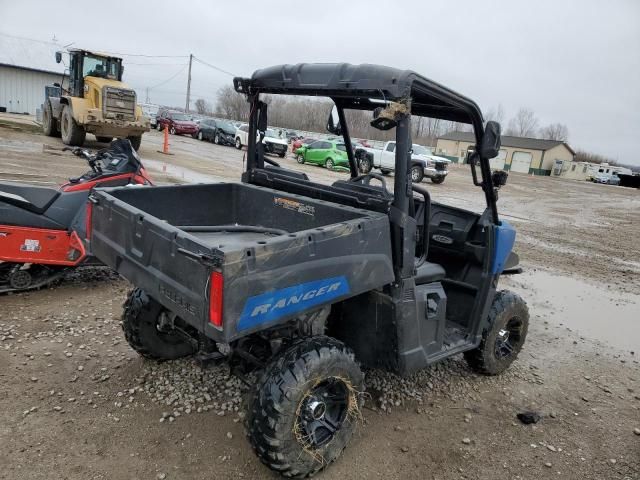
[
  {"left": 185, "top": 53, "right": 193, "bottom": 113},
  {"left": 145, "top": 87, "right": 150, "bottom": 104}
]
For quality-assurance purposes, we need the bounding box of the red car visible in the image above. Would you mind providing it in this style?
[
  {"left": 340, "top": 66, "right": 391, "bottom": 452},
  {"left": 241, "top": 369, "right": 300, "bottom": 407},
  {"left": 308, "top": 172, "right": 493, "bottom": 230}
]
[
  {"left": 292, "top": 137, "right": 317, "bottom": 153},
  {"left": 156, "top": 110, "right": 198, "bottom": 136}
]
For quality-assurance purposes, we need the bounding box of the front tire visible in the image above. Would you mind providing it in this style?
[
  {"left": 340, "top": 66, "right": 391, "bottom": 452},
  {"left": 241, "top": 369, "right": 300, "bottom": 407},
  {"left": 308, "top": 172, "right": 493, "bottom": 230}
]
[
  {"left": 410, "top": 165, "right": 424, "bottom": 183},
  {"left": 296, "top": 154, "right": 305, "bottom": 164},
  {"left": 157, "top": 123, "right": 163, "bottom": 132},
  {"left": 325, "top": 158, "right": 334, "bottom": 170},
  {"left": 42, "top": 101, "right": 60, "bottom": 137},
  {"left": 464, "top": 290, "right": 529, "bottom": 375},
  {"left": 431, "top": 176, "right": 445, "bottom": 184},
  {"left": 247, "top": 336, "right": 364, "bottom": 478},
  {"left": 95, "top": 136, "right": 113, "bottom": 143},
  {"left": 197, "top": 130, "right": 204, "bottom": 141},
  {"left": 214, "top": 132, "right": 221, "bottom": 144},
  {"left": 60, "top": 105, "right": 86, "bottom": 147},
  {"left": 127, "top": 135, "right": 142, "bottom": 151},
  {"left": 121, "top": 288, "right": 196, "bottom": 360},
  {"left": 278, "top": 151, "right": 286, "bottom": 158},
  {"left": 169, "top": 126, "right": 176, "bottom": 135},
  {"left": 235, "top": 137, "right": 242, "bottom": 149}
]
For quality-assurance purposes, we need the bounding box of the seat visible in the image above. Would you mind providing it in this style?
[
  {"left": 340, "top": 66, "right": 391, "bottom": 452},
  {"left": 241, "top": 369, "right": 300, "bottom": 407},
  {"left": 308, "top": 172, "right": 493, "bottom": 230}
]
[
  {"left": 0, "top": 182, "right": 60, "bottom": 214},
  {"left": 415, "top": 262, "right": 446, "bottom": 284}
]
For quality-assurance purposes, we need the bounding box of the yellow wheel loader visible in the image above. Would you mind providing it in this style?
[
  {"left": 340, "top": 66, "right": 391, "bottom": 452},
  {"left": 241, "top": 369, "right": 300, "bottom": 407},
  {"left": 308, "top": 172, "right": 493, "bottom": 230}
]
[{"left": 43, "top": 49, "right": 150, "bottom": 150}]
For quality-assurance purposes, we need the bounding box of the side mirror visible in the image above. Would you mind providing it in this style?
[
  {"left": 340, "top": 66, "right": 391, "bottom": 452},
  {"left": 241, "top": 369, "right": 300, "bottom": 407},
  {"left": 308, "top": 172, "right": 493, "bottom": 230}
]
[
  {"left": 55, "top": 51, "right": 62, "bottom": 64},
  {"left": 480, "top": 121, "right": 501, "bottom": 159},
  {"left": 326, "top": 105, "right": 342, "bottom": 135},
  {"left": 53, "top": 82, "right": 61, "bottom": 88},
  {"left": 492, "top": 170, "right": 508, "bottom": 188},
  {"left": 258, "top": 101, "right": 268, "bottom": 132}
]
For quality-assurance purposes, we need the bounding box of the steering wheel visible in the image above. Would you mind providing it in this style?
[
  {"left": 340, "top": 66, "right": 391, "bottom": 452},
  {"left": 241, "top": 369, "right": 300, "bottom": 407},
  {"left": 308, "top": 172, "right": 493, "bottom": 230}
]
[{"left": 350, "top": 172, "right": 389, "bottom": 192}]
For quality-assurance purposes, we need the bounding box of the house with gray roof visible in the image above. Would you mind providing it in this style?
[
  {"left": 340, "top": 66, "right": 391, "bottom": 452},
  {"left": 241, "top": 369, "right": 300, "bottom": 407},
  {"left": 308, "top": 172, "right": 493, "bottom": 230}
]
[{"left": 436, "top": 131, "right": 575, "bottom": 175}]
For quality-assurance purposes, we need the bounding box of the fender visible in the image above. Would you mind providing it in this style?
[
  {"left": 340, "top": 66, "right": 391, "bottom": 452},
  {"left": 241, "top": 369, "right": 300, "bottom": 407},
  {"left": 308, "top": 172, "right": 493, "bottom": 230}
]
[
  {"left": 49, "top": 96, "right": 63, "bottom": 119},
  {"left": 411, "top": 158, "right": 426, "bottom": 169},
  {"left": 61, "top": 96, "right": 91, "bottom": 123}
]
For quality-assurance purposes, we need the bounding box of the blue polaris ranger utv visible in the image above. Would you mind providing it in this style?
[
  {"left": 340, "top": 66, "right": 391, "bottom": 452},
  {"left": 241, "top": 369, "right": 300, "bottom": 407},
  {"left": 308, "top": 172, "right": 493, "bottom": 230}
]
[{"left": 89, "top": 63, "right": 528, "bottom": 478}]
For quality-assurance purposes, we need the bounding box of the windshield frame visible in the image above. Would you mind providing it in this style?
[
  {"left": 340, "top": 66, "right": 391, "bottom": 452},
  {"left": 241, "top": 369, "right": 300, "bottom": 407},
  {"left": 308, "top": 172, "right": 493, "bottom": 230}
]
[{"left": 82, "top": 53, "right": 122, "bottom": 81}]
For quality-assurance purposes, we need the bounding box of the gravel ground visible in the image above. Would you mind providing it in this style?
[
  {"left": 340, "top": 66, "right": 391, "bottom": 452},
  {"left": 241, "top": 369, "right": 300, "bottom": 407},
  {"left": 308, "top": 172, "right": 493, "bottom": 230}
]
[{"left": 1, "top": 122, "right": 639, "bottom": 479}]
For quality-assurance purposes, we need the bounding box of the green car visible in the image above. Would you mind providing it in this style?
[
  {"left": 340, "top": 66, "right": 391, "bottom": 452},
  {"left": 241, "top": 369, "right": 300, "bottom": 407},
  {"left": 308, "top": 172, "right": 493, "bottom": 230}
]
[{"left": 295, "top": 139, "right": 349, "bottom": 170}]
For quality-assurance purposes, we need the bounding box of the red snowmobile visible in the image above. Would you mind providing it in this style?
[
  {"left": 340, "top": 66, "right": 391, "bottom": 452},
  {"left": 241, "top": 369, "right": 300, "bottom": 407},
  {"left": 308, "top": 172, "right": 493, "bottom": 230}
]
[{"left": 0, "top": 139, "right": 153, "bottom": 293}]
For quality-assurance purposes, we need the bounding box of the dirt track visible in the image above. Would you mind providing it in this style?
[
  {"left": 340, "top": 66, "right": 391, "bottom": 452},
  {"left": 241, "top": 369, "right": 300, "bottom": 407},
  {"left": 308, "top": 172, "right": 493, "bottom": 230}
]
[{"left": 1, "top": 122, "right": 639, "bottom": 480}]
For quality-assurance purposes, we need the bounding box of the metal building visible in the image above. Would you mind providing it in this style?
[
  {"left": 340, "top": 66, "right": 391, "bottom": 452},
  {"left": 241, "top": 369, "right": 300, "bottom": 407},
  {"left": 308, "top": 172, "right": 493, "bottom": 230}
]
[{"left": 0, "top": 34, "right": 66, "bottom": 116}]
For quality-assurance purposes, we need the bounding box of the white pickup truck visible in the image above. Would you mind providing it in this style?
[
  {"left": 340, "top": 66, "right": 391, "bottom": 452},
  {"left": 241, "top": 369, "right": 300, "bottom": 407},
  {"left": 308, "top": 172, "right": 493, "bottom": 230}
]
[
  {"left": 235, "top": 125, "right": 288, "bottom": 157},
  {"left": 356, "top": 141, "right": 450, "bottom": 184}
]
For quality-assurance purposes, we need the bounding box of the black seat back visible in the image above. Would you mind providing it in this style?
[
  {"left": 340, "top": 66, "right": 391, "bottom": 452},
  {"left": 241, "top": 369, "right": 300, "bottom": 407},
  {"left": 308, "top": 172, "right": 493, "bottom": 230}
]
[{"left": 0, "top": 182, "right": 60, "bottom": 214}]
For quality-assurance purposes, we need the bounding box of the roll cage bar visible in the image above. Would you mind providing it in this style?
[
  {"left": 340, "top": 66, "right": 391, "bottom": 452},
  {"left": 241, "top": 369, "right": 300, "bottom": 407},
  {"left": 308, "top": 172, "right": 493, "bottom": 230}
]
[{"left": 233, "top": 63, "right": 500, "bottom": 226}]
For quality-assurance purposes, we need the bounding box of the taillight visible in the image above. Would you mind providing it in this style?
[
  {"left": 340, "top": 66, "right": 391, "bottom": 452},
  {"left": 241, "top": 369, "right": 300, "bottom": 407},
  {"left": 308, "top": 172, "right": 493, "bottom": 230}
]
[
  {"left": 209, "top": 271, "right": 224, "bottom": 328},
  {"left": 85, "top": 202, "right": 93, "bottom": 241}
]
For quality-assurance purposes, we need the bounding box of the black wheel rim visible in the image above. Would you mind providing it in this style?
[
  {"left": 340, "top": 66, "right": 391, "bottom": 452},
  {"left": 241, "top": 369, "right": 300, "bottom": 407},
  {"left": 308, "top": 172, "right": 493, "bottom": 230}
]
[
  {"left": 495, "top": 317, "right": 523, "bottom": 359},
  {"left": 297, "top": 378, "right": 350, "bottom": 448}
]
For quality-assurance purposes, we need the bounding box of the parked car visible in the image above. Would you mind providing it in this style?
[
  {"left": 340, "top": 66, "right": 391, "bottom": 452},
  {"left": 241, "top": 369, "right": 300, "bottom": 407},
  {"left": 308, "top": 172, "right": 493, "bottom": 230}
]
[
  {"left": 235, "top": 126, "right": 288, "bottom": 157},
  {"left": 140, "top": 104, "right": 159, "bottom": 128},
  {"left": 156, "top": 110, "right": 198, "bottom": 136},
  {"left": 285, "top": 130, "right": 300, "bottom": 143},
  {"left": 197, "top": 119, "right": 237, "bottom": 145},
  {"left": 358, "top": 141, "right": 449, "bottom": 183},
  {"left": 595, "top": 173, "right": 621, "bottom": 185},
  {"left": 295, "top": 139, "right": 349, "bottom": 170},
  {"left": 292, "top": 137, "right": 317, "bottom": 153}
]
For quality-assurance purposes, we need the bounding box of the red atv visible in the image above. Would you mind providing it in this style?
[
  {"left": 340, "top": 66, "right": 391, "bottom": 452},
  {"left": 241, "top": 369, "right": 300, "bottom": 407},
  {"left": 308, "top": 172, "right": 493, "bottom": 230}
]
[{"left": 0, "top": 139, "right": 153, "bottom": 293}]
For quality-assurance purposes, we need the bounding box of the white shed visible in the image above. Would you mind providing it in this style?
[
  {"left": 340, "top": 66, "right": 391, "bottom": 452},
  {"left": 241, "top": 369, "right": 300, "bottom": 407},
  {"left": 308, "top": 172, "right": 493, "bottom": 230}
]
[{"left": 0, "top": 33, "right": 66, "bottom": 116}]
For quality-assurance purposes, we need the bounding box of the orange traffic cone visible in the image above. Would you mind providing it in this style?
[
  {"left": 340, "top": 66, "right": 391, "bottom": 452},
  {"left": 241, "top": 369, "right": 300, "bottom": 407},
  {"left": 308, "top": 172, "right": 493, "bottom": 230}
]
[{"left": 157, "top": 125, "right": 173, "bottom": 155}]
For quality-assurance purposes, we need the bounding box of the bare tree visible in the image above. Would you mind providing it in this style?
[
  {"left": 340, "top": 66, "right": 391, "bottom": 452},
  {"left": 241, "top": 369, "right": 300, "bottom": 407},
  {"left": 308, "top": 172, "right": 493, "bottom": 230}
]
[
  {"left": 574, "top": 149, "right": 615, "bottom": 165},
  {"left": 505, "top": 108, "right": 539, "bottom": 137},
  {"left": 540, "top": 123, "right": 569, "bottom": 141},
  {"left": 484, "top": 104, "right": 505, "bottom": 124},
  {"left": 194, "top": 98, "right": 212, "bottom": 115},
  {"left": 215, "top": 85, "right": 250, "bottom": 121}
]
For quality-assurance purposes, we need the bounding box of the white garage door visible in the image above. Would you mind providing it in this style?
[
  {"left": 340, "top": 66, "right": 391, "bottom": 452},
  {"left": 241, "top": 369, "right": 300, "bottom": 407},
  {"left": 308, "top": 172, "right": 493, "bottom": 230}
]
[
  {"left": 490, "top": 149, "right": 507, "bottom": 170},
  {"left": 510, "top": 151, "right": 532, "bottom": 173}
]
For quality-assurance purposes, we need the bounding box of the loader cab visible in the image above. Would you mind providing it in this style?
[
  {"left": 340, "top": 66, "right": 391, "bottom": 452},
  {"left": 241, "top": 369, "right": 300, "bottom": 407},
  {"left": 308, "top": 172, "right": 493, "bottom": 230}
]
[{"left": 57, "top": 49, "right": 124, "bottom": 98}]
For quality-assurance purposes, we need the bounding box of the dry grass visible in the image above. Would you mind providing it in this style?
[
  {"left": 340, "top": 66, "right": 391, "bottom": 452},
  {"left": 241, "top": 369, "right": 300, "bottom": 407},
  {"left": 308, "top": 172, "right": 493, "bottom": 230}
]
[{"left": 292, "top": 375, "right": 364, "bottom": 465}]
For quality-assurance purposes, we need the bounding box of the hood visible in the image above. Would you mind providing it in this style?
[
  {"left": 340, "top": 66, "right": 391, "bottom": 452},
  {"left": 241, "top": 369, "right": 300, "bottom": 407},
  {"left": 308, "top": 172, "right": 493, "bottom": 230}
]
[
  {"left": 174, "top": 120, "right": 197, "bottom": 127},
  {"left": 263, "top": 137, "right": 288, "bottom": 145},
  {"left": 413, "top": 153, "right": 450, "bottom": 164},
  {"left": 222, "top": 128, "right": 236, "bottom": 135},
  {"left": 85, "top": 76, "right": 133, "bottom": 91}
]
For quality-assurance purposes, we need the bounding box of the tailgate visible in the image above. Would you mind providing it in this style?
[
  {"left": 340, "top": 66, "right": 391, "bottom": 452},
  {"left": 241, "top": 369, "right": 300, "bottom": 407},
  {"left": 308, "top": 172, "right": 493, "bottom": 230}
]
[{"left": 90, "top": 189, "right": 218, "bottom": 335}]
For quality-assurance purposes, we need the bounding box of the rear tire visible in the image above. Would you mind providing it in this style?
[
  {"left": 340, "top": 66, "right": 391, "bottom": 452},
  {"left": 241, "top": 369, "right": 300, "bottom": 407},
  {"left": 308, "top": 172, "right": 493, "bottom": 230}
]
[
  {"left": 127, "top": 135, "right": 142, "bottom": 151},
  {"left": 464, "top": 290, "right": 529, "bottom": 375},
  {"left": 380, "top": 169, "right": 391, "bottom": 176},
  {"left": 278, "top": 151, "right": 286, "bottom": 158},
  {"left": 42, "top": 101, "right": 60, "bottom": 137},
  {"left": 325, "top": 158, "right": 334, "bottom": 170},
  {"left": 157, "top": 123, "right": 163, "bottom": 131},
  {"left": 247, "top": 336, "right": 364, "bottom": 478},
  {"left": 410, "top": 165, "right": 424, "bottom": 183},
  {"left": 235, "top": 137, "right": 242, "bottom": 149},
  {"left": 121, "top": 288, "right": 196, "bottom": 360},
  {"left": 60, "top": 105, "right": 86, "bottom": 147},
  {"left": 95, "top": 136, "right": 113, "bottom": 143}
]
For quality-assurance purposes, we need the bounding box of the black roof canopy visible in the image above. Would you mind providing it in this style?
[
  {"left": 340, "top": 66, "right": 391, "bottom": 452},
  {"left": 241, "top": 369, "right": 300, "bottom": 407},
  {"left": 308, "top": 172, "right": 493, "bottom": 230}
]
[{"left": 234, "top": 63, "right": 485, "bottom": 142}]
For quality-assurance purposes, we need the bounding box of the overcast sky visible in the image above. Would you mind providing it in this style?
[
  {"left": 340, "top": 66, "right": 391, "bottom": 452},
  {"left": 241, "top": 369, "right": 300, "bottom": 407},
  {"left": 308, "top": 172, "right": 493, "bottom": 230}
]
[{"left": 1, "top": 0, "right": 639, "bottom": 165}]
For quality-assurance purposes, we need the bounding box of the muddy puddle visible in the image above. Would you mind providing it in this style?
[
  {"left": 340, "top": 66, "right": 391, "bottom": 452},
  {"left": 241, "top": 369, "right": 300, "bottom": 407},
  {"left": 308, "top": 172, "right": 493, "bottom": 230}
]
[
  {"left": 142, "top": 158, "right": 222, "bottom": 184},
  {"left": 504, "top": 269, "right": 639, "bottom": 352}
]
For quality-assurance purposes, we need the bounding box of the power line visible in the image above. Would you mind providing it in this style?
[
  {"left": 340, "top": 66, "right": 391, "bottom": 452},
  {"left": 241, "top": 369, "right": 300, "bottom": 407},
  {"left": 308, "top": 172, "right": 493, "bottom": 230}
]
[
  {"left": 192, "top": 56, "right": 236, "bottom": 77},
  {"left": 126, "top": 62, "right": 189, "bottom": 66},
  {"left": 148, "top": 64, "right": 189, "bottom": 90}
]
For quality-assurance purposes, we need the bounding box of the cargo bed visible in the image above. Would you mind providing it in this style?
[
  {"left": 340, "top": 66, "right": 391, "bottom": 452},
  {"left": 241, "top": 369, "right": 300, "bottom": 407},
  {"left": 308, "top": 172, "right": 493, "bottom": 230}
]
[{"left": 90, "top": 182, "right": 394, "bottom": 342}]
